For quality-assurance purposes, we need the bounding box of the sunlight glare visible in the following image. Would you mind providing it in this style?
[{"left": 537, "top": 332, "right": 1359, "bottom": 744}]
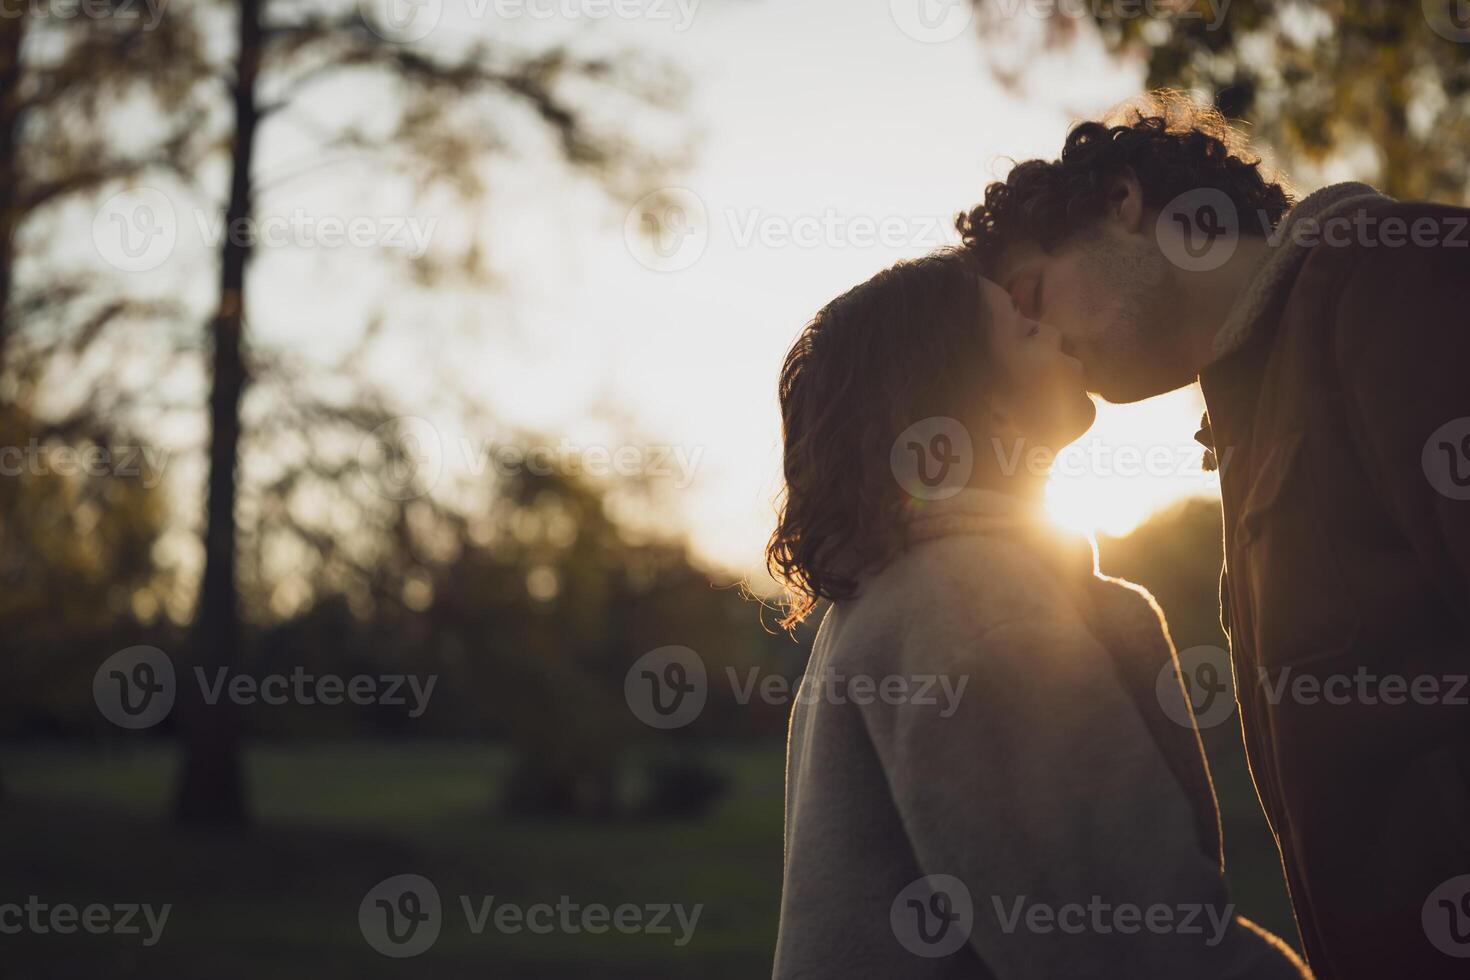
[{"left": 1044, "top": 387, "right": 1219, "bottom": 537}]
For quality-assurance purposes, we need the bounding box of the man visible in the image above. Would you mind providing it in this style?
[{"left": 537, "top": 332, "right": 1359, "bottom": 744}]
[{"left": 958, "top": 92, "right": 1470, "bottom": 978}]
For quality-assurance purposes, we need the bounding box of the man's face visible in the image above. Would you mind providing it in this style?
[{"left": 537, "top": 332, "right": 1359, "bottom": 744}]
[{"left": 990, "top": 224, "right": 1188, "bottom": 404}]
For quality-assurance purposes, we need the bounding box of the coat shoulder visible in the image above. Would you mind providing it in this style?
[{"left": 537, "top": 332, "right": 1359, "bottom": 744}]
[{"left": 830, "top": 531, "right": 1092, "bottom": 677}]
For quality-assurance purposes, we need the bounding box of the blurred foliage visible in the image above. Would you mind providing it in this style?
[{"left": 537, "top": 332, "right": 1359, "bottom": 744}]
[
  {"left": 1097, "top": 494, "right": 1227, "bottom": 651},
  {"left": 0, "top": 400, "right": 175, "bottom": 733},
  {"left": 978, "top": 0, "right": 1470, "bottom": 201},
  {"left": 1, "top": 440, "right": 805, "bottom": 820}
]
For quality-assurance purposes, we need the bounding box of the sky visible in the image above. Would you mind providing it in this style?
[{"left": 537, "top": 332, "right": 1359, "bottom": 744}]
[
  {"left": 464, "top": 0, "right": 1223, "bottom": 574},
  {"left": 78, "top": 0, "right": 1237, "bottom": 587}
]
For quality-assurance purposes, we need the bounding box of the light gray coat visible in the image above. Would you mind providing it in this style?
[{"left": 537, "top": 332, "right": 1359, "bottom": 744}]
[{"left": 771, "top": 489, "right": 1311, "bottom": 979}]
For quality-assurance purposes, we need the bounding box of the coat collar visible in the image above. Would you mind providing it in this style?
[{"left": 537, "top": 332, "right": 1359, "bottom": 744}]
[
  {"left": 900, "top": 487, "right": 1098, "bottom": 579},
  {"left": 1212, "top": 181, "right": 1390, "bottom": 359}
]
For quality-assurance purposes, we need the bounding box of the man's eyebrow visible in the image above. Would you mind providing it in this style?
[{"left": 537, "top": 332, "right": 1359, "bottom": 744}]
[{"left": 1001, "top": 264, "right": 1033, "bottom": 292}]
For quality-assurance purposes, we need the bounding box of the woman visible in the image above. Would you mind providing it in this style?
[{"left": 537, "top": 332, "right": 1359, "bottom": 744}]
[{"left": 767, "top": 249, "right": 1310, "bottom": 979}]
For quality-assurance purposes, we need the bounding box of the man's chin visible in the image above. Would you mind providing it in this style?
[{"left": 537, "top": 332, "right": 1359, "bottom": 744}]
[{"left": 1089, "top": 376, "right": 1177, "bottom": 405}]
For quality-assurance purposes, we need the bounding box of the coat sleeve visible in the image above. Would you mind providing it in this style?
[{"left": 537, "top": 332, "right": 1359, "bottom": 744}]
[
  {"left": 1329, "top": 209, "right": 1470, "bottom": 612},
  {"left": 856, "top": 545, "right": 1311, "bottom": 979}
]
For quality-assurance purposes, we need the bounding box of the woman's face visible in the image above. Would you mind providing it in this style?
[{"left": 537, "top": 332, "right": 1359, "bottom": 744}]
[{"left": 978, "top": 276, "right": 1097, "bottom": 450}]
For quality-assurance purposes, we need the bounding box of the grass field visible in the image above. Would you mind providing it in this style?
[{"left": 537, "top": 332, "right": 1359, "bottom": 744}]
[
  {"left": 0, "top": 741, "right": 786, "bottom": 979},
  {"left": 0, "top": 738, "right": 1297, "bottom": 977}
]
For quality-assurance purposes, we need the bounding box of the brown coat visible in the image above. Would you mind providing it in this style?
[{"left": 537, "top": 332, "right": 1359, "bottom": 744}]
[{"left": 1197, "top": 184, "right": 1470, "bottom": 978}]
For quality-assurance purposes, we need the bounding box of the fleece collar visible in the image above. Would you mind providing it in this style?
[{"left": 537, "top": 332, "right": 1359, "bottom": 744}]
[
  {"left": 901, "top": 488, "right": 1097, "bottom": 579},
  {"left": 1212, "top": 181, "right": 1390, "bottom": 359}
]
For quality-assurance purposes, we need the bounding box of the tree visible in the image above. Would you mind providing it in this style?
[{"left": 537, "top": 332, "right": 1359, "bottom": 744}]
[
  {"left": 164, "top": 0, "right": 678, "bottom": 825},
  {"left": 0, "top": 3, "right": 209, "bottom": 807},
  {"left": 0, "top": 2, "right": 205, "bottom": 376},
  {"left": 976, "top": 0, "right": 1470, "bottom": 201}
]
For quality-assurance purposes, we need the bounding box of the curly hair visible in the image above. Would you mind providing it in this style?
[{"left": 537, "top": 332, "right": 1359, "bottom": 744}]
[
  {"left": 957, "top": 91, "right": 1294, "bottom": 268},
  {"left": 766, "top": 249, "right": 994, "bottom": 630}
]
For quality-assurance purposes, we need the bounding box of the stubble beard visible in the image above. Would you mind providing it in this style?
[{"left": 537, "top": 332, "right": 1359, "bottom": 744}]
[{"left": 1079, "top": 233, "right": 1182, "bottom": 403}]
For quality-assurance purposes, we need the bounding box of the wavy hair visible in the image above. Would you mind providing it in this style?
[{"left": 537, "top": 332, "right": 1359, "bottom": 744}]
[{"left": 766, "top": 249, "right": 994, "bottom": 630}]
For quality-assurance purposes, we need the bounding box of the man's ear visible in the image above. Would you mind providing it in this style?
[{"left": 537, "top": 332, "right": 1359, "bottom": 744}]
[{"left": 1104, "top": 167, "right": 1144, "bottom": 234}]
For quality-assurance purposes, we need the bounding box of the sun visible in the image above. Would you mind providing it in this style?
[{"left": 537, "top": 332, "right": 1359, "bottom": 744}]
[{"left": 1042, "top": 388, "right": 1219, "bottom": 537}]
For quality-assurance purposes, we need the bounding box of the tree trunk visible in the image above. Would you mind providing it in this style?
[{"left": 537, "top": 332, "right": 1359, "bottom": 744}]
[
  {"left": 0, "top": 10, "right": 26, "bottom": 810},
  {"left": 174, "top": 0, "right": 262, "bottom": 826},
  {"left": 0, "top": 11, "right": 25, "bottom": 375}
]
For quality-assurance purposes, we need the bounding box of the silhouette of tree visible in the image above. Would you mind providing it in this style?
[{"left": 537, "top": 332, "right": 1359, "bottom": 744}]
[{"left": 163, "top": 0, "right": 681, "bottom": 825}]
